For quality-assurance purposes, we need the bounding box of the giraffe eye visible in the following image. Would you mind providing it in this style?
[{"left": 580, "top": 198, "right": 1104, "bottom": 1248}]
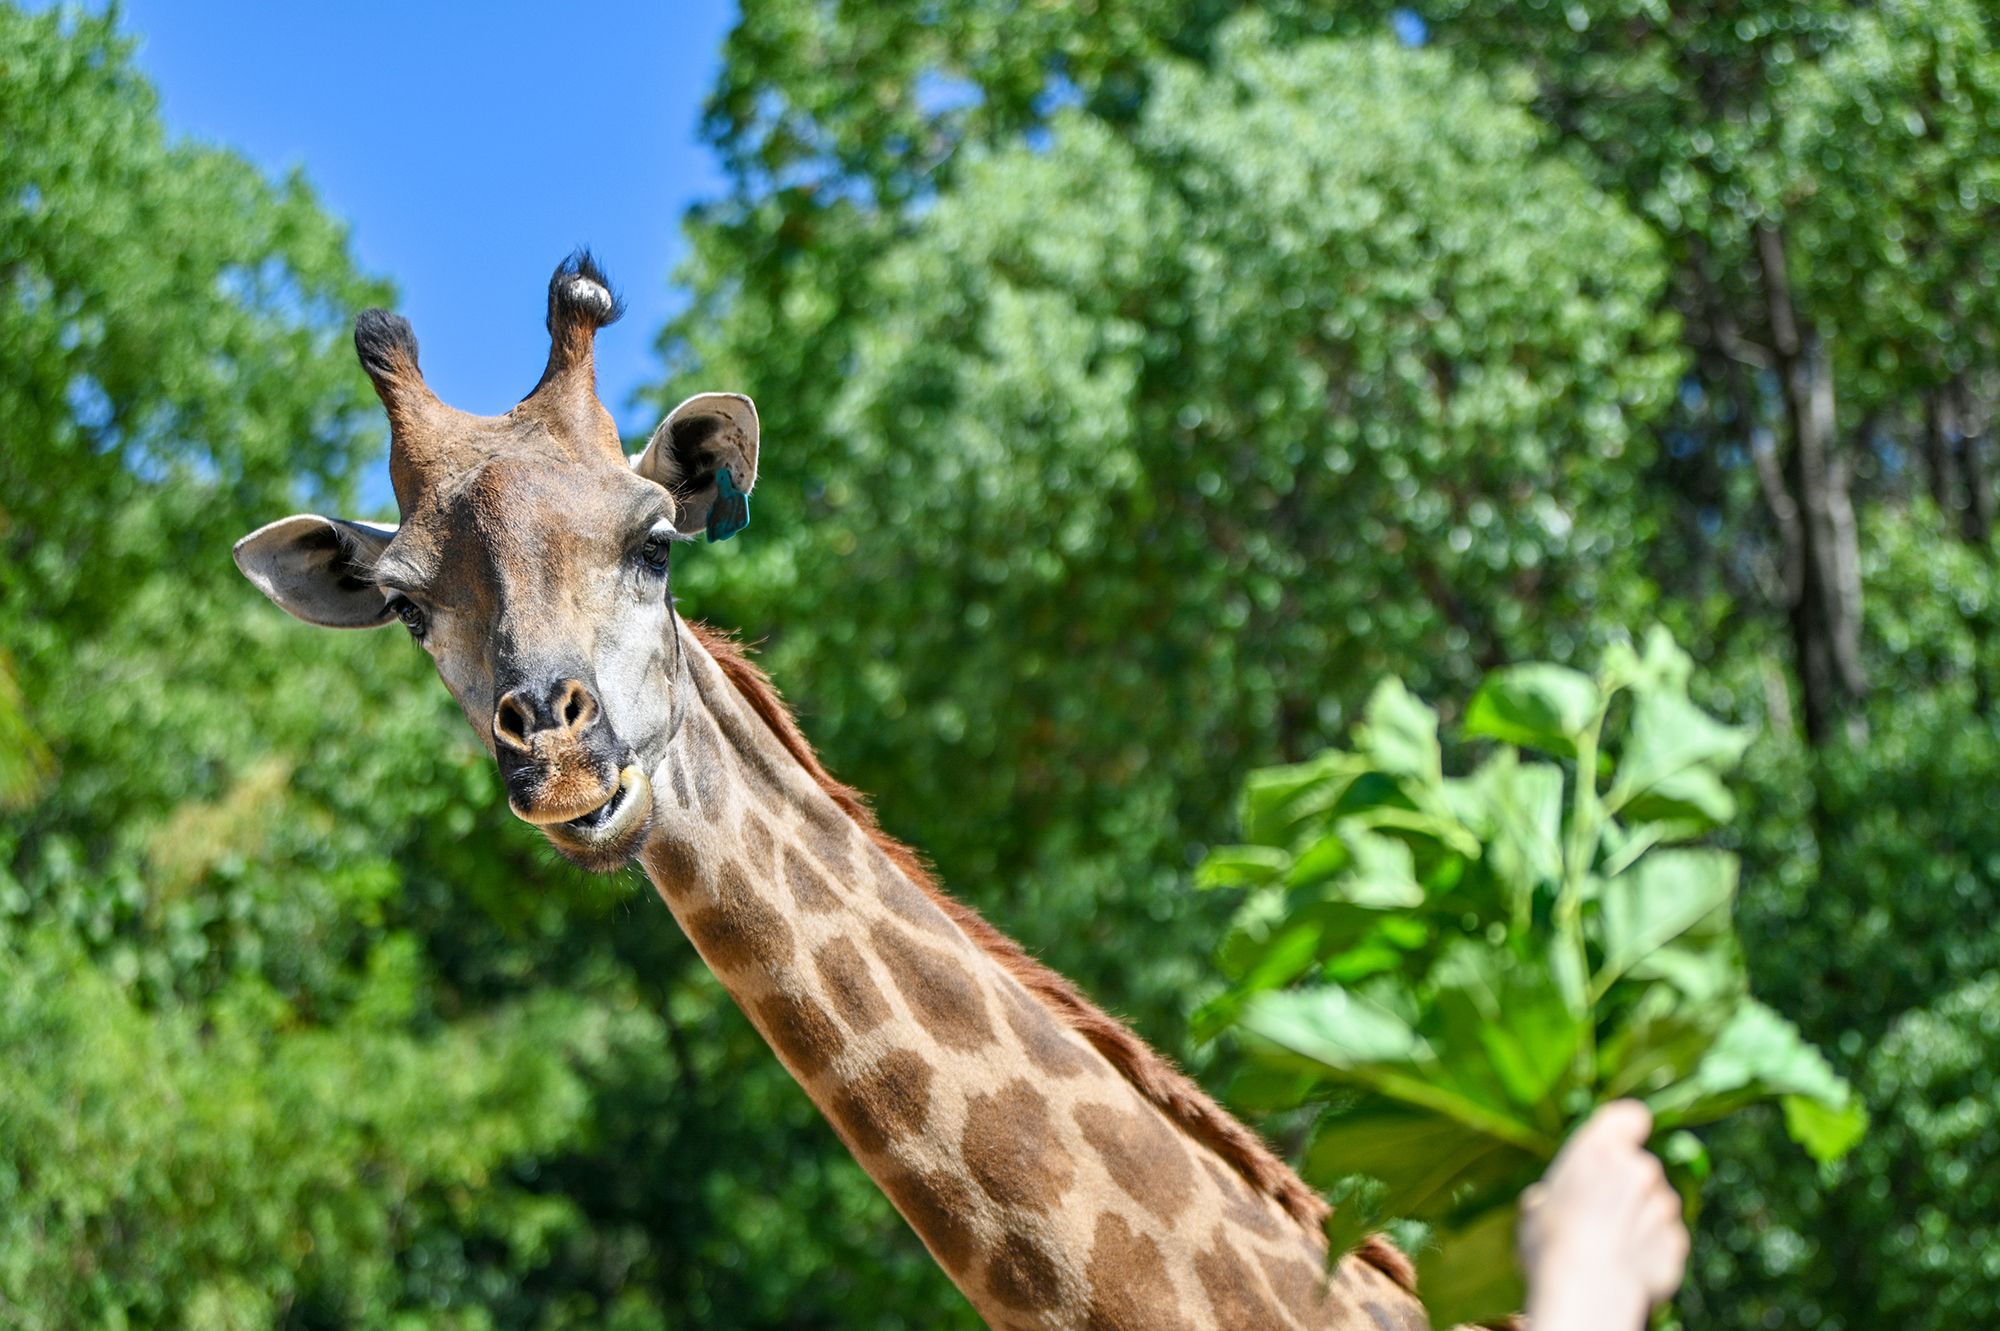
[
  {"left": 638, "top": 532, "right": 672, "bottom": 574},
  {"left": 387, "top": 595, "right": 427, "bottom": 637}
]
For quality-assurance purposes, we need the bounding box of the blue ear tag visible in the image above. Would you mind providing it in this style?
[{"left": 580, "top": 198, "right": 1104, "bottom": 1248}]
[{"left": 707, "top": 467, "right": 750, "bottom": 543}]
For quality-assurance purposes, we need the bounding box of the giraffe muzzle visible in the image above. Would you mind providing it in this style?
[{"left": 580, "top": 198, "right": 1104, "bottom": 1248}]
[
  {"left": 493, "top": 676, "right": 637, "bottom": 831},
  {"left": 539, "top": 763, "right": 653, "bottom": 868}
]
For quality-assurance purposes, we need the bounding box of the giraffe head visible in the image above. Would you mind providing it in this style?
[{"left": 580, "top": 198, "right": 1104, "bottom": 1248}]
[{"left": 233, "top": 252, "right": 758, "bottom": 871}]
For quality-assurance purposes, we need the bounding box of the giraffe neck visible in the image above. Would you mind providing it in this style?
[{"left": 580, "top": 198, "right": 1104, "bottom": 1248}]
[{"left": 634, "top": 619, "right": 1427, "bottom": 1331}]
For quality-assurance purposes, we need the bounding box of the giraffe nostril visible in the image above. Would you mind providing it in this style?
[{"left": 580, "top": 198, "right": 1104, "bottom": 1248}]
[
  {"left": 497, "top": 697, "right": 529, "bottom": 744},
  {"left": 495, "top": 680, "right": 597, "bottom": 749}
]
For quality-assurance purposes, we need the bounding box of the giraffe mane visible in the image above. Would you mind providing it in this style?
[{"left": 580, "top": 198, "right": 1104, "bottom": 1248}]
[{"left": 687, "top": 622, "right": 1417, "bottom": 1296}]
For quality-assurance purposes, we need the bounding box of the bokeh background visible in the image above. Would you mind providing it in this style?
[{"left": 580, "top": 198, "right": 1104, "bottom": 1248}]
[{"left": 4, "top": 1, "right": 1999, "bottom": 1327}]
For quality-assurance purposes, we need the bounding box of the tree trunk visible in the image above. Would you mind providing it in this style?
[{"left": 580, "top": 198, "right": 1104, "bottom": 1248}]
[
  {"left": 1928, "top": 379, "right": 1995, "bottom": 546},
  {"left": 1925, "top": 388, "right": 1959, "bottom": 519},
  {"left": 1757, "top": 225, "right": 1867, "bottom": 746}
]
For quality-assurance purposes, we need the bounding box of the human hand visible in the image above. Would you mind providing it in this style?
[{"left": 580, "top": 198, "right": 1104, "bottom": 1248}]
[{"left": 1517, "top": 1100, "right": 1689, "bottom": 1331}]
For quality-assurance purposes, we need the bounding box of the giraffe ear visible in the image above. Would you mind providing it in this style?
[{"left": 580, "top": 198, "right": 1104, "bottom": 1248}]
[
  {"left": 233, "top": 515, "right": 399, "bottom": 629},
  {"left": 634, "top": 392, "right": 759, "bottom": 542}
]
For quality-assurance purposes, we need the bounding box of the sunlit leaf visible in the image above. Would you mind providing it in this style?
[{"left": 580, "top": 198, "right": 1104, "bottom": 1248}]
[
  {"left": 1195, "top": 843, "right": 1291, "bottom": 889},
  {"left": 1606, "top": 689, "right": 1752, "bottom": 819},
  {"left": 1466, "top": 750, "right": 1564, "bottom": 916},
  {"left": 1330, "top": 822, "right": 1427, "bottom": 908},
  {"left": 1429, "top": 942, "right": 1581, "bottom": 1112},
  {"left": 1240, "top": 750, "right": 1370, "bottom": 847},
  {"left": 1244, "top": 984, "right": 1430, "bottom": 1069},
  {"left": 1654, "top": 999, "right": 1857, "bottom": 1128},
  {"left": 1247, "top": 988, "right": 1558, "bottom": 1153},
  {"left": 1594, "top": 849, "right": 1738, "bottom": 997},
  {"left": 1783, "top": 1093, "right": 1870, "bottom": 1163},
  {"left": 1463, "top": 663, "right": 1601, "bottom": 759},
  {"left": 1356, "top": 677, "right": 1444, "bottom": 785}
]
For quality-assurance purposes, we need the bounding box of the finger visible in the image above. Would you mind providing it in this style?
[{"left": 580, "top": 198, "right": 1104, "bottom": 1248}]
[
  {"left": 1583, "top": 1098, "right": 1656, "bottom": 1149},
  {"left": 1640, "top": 1185, "right": 1683, "bottom": 1235},
  {"left": 1643, "top": 1224, "right": 1691, "bottom": 1301}
]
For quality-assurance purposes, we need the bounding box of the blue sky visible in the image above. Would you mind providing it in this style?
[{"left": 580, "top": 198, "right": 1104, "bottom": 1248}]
[{"left": 118, "top": 1, "right": 738, "bottom": 508}]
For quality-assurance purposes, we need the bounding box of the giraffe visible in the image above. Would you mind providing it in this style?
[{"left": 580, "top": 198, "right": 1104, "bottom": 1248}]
[{"left": 233, "top": 253, "right": 1435, "bottom": 1331}]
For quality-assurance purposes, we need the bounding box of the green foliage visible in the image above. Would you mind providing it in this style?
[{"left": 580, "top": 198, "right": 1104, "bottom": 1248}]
[
  {"left": 0, "top": 929, "right": 593, "bottom": 1329},
  {"left": 0, "top": 652, "right": 50, "bottom": 807},
  {"left": 1202, "top": 631, "right": 1857, "bottom": 1325}
]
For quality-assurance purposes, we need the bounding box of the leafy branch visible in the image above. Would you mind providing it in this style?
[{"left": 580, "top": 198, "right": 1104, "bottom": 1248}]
[{"left": 1198, "top": 628, "right": 1864, "bottom": 1326}]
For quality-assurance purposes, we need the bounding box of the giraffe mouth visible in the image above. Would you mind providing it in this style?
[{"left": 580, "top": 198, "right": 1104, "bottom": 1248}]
[{"left": 542, "top": 764, "right": 652, "bottom": 867}]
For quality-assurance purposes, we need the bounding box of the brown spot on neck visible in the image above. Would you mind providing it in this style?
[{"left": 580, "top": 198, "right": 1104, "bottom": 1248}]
[
  {"left": 1000, "top": 981, "right": 1095, "bottom": 1079},
  {"left": 869, "top": 920, "right": 995, "bottom": 1052},
  {"left": 1074, "top": 1100, "right": 1197, "bottom": 1224},
  {"left": 685, "top": 864, "right": 795, "bottom": 973},
  {"left": 782, "top": 844, "right": 840, "bottom": 912},
  {"left": 646, "top": 835, "right": 703, "bottom": 898},
  {"left": 1193, "top": 1226, "right": 1295, "bottom": 1330},
  {"left": 878, "top": 1166, "right": 979, "bottom": 1275},
  {"left": 984, "top": 1227, "right": 1066, "bottom": 1313},
  {"left": 1260, "top": 1249, "right": 1339, "bottom": 1328},
  {"left": 753, "top": 993, "right": 844, "bottom": 1077},
  {"left": 961, "top": 1079, "right": 1075, "bottom": 1213},
  {"left": 1084, "top": 1213, "right": 1195, "bottom": 1331},
  {"left": 740, "top": 808, "right": 776, "bottom": 873},
  {"left": 827, "top": 1047, "right": 933, "bottom": 1154},
  {"left": 814, "top": 937, "right": 891, "bottom": 1034}
]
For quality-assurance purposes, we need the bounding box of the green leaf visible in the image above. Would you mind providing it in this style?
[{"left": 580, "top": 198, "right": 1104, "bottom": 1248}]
[
  {"left": 1350, "top": 803, "right": 1484, "bottom": 858},
  {"left": 1195, "top": 843, "right": 1290, "bottom": 889},
  {"left": 1357, "top": 677, "right": 1444, "bottom": 784},
  {"left": 1331, "top": 821, "right": 1427, "bottom": 908},
  {"left": 1620, "top": 764, "right": 1737, "bottom": 829},
  {"left": 1652, "top": 999, "right": 1857, "bottom": 1127},
  {"left": 1429, "top": 942, "right": 1581, "bottom": 1112},
  {"left": 1224, "top": 1062, "right": 1326, "bottom": 1113},
  {"left": 1597, "top": 979, "right": 1732, "bottom": 1100},
  {"left": 1463, "top": 663, "right": 1601, "bottom": 759},
  {"left": 1783, "top": 1093, "right": 1869, "bottom": 1163},
  {"left": 1244, "top": 985, "right": 1430, "bottom": 1068},
  {"left": 1605, "top": 688, "right": 1752, "bottom": 821},
  {"left": 1239, "top": 750, "right": 1369, "bottom": 847},
  {"left": 1282, "top": 834, "right": 1351, "bottom": 889},
  {"left": 1322, "top": 937, "right": 1407, "bottom": 983},
  {"left": 1242, "top": 921, "right": 1324, "bottom": 992},
  {"left": 1246, "top": 988, "right": 1558, "bottom": 1154},
  {"left": 1624, "top": 935, "right": 1746, "bottom": 1007},
  {"left": 1304, "top": 1101, "right": 1542, "bottom": 1222},
  {"left": 1415, "top": 1200, "right": 1529, "bottom": 1327},
  {"left": 1593, "top": 849, "right": 1738, "bottom": 998},
  {"left": 1465, "top": 751, "right": 1564, "bottom": 921}
]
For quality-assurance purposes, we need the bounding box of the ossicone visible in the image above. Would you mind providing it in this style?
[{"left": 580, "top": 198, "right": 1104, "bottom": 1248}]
[
  {"left": 352, "top": 308, "right": 445, "bottom": 438},
  {"left": 546, "top": 248, "right": 626, "bottom": 337},
  {"left": 354, "top": 309, "right": 421, "bottom": 384}
]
